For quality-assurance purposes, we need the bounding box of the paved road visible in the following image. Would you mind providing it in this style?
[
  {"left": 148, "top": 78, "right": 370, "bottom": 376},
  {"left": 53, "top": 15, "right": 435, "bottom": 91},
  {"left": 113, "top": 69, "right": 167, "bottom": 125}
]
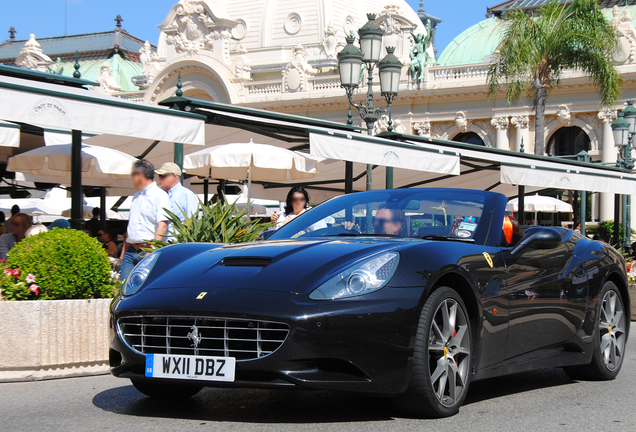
[{"left": 1, "top": 341, "right": 635, "bottom": 432}]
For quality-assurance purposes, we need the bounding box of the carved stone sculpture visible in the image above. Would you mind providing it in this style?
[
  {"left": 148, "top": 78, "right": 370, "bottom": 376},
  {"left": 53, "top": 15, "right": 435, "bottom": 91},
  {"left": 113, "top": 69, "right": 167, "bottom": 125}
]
[
  {"left": 556, "top": 104, "right": 572, "bottom": 125},
  {"left": 282, "top": 44, "right": 318, "bottom": 92},
  {"left": 139, "top": 41, "right": 163, "bottom": 86},
  {"left": 455, "top": 111, "right": 468, "bottom": 132},
  {"left": 322, "top": 24, "right": 338, "bottom": 58},
  {"left": 491, "top": 116, "right": 510, "bottom": 130},
  {"left": 510, "top": 116, "right": 530, "bottom": 130},
  {"left": 413, "top": 121, "right": 431, "bottom": 136},
  {"left": 610, "top": 6, "right": 636, "bottom": 64},
  {"left": 16, "top": 34, "right": 53, "bottom": 73},
  {"left": 373, "top": 115, "right": 406, "bottom": 135},
  {"left": 234, "top": 45, "right": 252, "bottom": 80},
  {"left": 94, "top": 62, "right": 122, "bottom": 94}
]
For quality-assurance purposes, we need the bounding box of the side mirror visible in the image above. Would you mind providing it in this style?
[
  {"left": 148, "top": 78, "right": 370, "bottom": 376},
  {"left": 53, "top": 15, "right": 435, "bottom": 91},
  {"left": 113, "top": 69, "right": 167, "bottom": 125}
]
[
  {"left": 257, "top": 229, "right": 276, "bottom": 241},
  {"left": 511, "top": 227, "right": 562, "bottom": 257}
]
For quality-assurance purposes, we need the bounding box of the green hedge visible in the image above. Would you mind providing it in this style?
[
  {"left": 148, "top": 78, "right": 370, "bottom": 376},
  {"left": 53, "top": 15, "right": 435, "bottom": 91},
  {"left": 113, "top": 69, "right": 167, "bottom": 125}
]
[{"left": 1, "top": 229, "right": 115, "bottom": 301}]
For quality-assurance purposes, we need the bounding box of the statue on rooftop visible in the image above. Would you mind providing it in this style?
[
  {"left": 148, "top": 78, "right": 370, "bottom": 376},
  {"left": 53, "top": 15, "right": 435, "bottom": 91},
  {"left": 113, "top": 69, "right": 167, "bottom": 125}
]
[{"left": 409, "top": 19, "right": 433, "bottom": 82}]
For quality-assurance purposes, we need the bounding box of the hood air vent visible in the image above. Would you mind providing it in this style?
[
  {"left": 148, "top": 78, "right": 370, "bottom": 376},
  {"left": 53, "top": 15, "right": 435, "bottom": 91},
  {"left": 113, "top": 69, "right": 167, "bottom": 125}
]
[{"left": 221, "top": 257, "right": 273, "bottom": 267}]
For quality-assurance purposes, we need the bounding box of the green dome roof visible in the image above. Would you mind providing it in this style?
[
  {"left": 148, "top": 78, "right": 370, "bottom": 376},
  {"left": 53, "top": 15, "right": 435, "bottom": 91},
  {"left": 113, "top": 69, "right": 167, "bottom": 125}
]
[
  {"left": 55, "top": 54, "right": 143, "bottom": 92},
  {"left": 438, "top": 4, "right": 636, "bottom": 67},
  {"left": 438, "top": 17, "right": 505, "bottom": 66}
]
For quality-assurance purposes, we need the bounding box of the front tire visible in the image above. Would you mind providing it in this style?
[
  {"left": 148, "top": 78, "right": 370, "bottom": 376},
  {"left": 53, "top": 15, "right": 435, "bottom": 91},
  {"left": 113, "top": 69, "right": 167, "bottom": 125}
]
[
  {"left": 564, "top": 281, "right": 627, "bottom": 381},
  {"left": 131, "top": 379, "right": 203, "bottom": 399},
  {"left": 395, "top": 286, "right": 473, "bottom": 418}
]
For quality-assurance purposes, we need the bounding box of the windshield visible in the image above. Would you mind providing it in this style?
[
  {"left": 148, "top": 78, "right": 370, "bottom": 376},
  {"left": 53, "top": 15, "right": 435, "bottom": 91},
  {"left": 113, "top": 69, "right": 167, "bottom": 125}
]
[{"left": 270, "top": 189, "right": 496, "bottom": 244}]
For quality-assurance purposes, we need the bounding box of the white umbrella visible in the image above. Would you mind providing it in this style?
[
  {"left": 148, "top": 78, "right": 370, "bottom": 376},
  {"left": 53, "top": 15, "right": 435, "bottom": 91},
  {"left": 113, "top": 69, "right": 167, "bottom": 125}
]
[
  {"left": 506, "top": 194, "right": 574, "bottom": 213},
  {"left": 184, "top": 140, "right": 318, "bottom": 219},
  {"left": 507, "top": 194, "right": 573, "bottom": 225},
  {"left": 0, "top": 199, "right": 62, "bottom": 219},
  {"left": 6, "top": 144, "right": 137, "bottom": 189}
]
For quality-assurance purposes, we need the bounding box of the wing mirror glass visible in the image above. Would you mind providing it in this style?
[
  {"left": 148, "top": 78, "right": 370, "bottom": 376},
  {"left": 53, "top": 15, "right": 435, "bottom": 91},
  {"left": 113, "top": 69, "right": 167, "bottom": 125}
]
[
  {"left": 511, "top": 227, "right": 562, "bottom": 257},
  {"left": 258, "top": 229, "right": 276, "bottom": 241}
]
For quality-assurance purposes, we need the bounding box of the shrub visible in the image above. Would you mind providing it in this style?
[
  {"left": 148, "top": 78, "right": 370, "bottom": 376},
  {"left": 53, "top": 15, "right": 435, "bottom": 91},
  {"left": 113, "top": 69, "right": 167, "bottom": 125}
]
[
  {"left": 149, "top": 197, "right": 273, "bottom": 249},
  {"left": 1, "top": 229, "right": 115, "bottom": 301},
  {"left": 586, "top": 220, "right": 633, "bottom": 248}
]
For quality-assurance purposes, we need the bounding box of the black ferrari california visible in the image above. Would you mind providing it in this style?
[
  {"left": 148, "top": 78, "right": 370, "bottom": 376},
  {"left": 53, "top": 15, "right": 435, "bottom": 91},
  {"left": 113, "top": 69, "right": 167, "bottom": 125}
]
[{"left": 109, "top": 188, "right": 629, "bottom": 418}]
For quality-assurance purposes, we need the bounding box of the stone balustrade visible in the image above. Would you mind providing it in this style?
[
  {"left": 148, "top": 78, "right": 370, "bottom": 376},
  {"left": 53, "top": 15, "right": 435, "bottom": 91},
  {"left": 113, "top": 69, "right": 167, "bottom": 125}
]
[
  {"left": 428, "top": 63, "right": 491, "bottom": 82},
  {"left": 245, "top": 81, "right": 283, "bottom": 96}
]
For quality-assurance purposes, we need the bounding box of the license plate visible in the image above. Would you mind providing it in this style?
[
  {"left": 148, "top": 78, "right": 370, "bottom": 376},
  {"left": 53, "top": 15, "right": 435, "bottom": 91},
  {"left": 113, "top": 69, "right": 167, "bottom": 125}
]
[{"left": 145, "top": 353, "right": 236, "bottom": 382}]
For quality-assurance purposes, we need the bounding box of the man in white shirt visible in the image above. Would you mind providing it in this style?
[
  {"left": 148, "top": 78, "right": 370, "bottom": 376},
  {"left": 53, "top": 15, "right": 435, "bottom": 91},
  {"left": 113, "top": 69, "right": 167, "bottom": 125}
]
[
  {"left": 119, "top": 159, "right": 171, "bottom": 280},
  {"left": 156, "top": 162, "right": 199, "bottom": 223}
]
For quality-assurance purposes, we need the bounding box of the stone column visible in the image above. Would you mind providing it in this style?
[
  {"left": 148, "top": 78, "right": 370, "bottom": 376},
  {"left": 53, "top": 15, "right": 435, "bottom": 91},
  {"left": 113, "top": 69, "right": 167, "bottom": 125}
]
[
  {"left": 511, "top": 116, "right": 530, "bottom": 152},
  {"left": 598, "top": 109, "right": 617, "bottom": 222},
  {"left": 491, "top": 117, "right": 510, "bottom": 150}
]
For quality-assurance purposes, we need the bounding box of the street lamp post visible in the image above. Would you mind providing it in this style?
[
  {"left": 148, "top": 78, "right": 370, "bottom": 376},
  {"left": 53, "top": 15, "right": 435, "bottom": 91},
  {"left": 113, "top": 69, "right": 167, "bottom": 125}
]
[
  {"left": 611, "top": 102, "right": 636, "bottom": 251},
  {"left": 337, "top": 14, "right": 403, "bottom": 191}
]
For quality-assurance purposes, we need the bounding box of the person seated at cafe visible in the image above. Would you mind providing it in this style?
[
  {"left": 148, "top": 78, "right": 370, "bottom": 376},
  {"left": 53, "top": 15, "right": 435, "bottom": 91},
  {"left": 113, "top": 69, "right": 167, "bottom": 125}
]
[
  {"left": 97, "top": 228, "right": 118, "bottom": 258},
  {"left": 86, "top": 207, "right": 101, "bottom": 237},
  {"left": 48, "top": 219, "right": 71, "bottom": 230},
  {"left": 0, "top": 213, "right": 32, "bottom": 260},
  {"left": 0, "top": 212, "right": 6, "bottom": 235}
]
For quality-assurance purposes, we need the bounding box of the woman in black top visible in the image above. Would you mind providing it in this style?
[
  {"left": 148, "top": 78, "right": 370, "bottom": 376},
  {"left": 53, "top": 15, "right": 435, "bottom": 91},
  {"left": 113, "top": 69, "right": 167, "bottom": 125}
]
[{"left": 97, "top": 228, "right": 118, "bottom": 258}]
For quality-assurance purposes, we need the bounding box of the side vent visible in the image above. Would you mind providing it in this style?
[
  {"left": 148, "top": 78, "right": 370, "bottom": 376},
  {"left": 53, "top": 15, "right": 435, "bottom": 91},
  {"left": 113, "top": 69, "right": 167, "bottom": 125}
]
[{"left": 221, "top": 257, "right": 273, "bottom": 267}]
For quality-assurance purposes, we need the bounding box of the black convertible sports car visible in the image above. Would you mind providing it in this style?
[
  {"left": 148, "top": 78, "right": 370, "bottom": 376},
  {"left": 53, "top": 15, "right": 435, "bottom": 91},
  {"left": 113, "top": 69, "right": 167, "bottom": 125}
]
[{"left": 109, "top": 188, "right": 630, "bottom": 417}]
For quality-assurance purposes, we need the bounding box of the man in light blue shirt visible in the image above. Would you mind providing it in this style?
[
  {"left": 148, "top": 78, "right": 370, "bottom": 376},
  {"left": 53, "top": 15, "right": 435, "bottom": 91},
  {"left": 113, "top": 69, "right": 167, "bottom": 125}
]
[
  {"left": 156, "top": 162, "right": 199, "bottom": 224},
  {"left": 120, "top": 160, "right": 171, "bottom": 280}
]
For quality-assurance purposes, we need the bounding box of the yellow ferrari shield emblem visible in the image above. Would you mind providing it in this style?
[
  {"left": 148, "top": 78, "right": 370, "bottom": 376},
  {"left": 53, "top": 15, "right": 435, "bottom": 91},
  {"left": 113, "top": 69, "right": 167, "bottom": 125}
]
[
  {"left": 483, "top": 252, "right": 494, "bottom": 268},
  {"left": 196, "top": 292, "right": 207, "bottom": 300}
]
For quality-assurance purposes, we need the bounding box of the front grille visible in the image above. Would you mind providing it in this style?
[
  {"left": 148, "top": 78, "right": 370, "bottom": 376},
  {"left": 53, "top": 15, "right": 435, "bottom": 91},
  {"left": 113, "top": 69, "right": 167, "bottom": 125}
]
[{"left": 117, "top": 315, "right": 289, "bottom": 361}]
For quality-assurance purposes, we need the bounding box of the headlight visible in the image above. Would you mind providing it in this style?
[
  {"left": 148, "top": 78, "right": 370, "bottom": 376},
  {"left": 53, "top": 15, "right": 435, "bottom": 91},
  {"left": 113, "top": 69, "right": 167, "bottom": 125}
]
[
  {"left": 122, "top": 252, "right": 160, "bottom": 296},
  {"left": 309, "top": 252, "right": 399, "bottom": 300}
]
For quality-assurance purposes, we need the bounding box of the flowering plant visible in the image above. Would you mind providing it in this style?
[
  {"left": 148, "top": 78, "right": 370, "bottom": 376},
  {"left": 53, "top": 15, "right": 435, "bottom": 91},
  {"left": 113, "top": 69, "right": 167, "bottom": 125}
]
[
  {"left": 0, "top": 259, "right": 39, "bottom": 300},
  {"left": 2, "top": 228, "right": 114, "bottom": 300},
  {"left": 627, "top": 262, "right": 636, "bottom": 285}
]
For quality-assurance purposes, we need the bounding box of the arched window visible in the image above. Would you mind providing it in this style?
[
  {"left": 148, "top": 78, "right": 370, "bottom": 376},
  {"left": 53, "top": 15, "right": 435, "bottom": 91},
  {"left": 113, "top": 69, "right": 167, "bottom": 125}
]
[
  {"left": 452, "top": 132, "right": 485, "bottom": 146},
  {"left": 183, "top": 88, "right": 214, "bottom": 101},
  {"left": 547, "top": 126, "right": 590, "bottom": 157}
]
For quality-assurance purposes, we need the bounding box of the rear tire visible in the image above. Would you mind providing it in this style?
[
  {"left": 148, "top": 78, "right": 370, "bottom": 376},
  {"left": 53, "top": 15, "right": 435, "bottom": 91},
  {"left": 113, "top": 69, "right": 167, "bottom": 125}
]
[
  {"left": 564, "top": 281, "right": 627, "bottom": 381},
  {"left": 394, "top": 286, "right": 473, "bottom": 418},
  {"left": 131, "top": 379, "right": 203, "bottom": 399}
]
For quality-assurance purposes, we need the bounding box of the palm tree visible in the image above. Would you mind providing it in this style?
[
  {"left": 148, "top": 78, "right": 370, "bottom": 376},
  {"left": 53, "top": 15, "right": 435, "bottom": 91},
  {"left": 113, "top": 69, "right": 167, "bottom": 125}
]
[{"left": 487, "top": 0, "right": 621, "bottom": 155}]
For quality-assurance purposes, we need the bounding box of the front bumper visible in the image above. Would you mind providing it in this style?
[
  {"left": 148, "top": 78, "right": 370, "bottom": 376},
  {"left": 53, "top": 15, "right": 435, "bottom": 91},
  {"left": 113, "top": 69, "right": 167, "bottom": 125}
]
[{"left": 109, "top": 285, "right": 425, "bottom": 394}]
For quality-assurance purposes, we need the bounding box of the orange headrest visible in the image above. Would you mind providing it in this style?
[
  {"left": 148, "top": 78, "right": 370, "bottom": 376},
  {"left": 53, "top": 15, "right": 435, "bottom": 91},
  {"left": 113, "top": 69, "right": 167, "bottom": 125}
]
[{"left": 503, "top": 215, "right": 513, "bottom": 245}]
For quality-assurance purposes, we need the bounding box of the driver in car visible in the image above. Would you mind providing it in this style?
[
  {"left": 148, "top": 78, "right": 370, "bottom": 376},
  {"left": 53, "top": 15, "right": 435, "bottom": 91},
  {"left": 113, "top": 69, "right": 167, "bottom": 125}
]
[{"left": 343, "top": 205, "right": 405, "bottom": 236}]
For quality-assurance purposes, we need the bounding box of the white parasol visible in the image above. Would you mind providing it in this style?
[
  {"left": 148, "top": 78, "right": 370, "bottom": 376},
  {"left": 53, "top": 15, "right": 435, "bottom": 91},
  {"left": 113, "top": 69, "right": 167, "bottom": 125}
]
[{"left": 184, "top": 140, "right": 318, "bottom": 219}]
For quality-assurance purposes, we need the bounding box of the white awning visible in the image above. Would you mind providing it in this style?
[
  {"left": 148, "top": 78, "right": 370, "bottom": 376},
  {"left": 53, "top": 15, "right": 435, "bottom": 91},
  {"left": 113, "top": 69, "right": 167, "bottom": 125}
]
[
  {"left": 0, "top": 120, "right": 20, "bottom": 147},
  {"left": 310, "top": 132, "right": 460, "bottom": 176},
  {"left": 500, "top": 165, "right": 636, "bottom": 195},
  {"left": 0, "top": 75, "right": 205, "bottom": 145},
  {"left": 404, "top": 138, "right": 636, "bottom": 196}
]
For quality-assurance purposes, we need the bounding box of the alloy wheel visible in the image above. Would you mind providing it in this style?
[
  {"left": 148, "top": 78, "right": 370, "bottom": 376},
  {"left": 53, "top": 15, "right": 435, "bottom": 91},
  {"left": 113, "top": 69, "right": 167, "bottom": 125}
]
[
  {"left": 598, "top": 290, "right": 626, "bottom": 372},
  {"left": 427, "top": 298, "right": 471, "bottom": 407}
]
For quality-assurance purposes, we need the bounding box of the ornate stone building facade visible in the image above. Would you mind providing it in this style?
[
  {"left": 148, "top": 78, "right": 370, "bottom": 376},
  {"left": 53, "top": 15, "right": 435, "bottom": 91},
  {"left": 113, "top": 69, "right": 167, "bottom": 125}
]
[
  {"left": 4, "top": 0, "right": 636, "bottom": 223},
  {"left": 117, "top": 0, "right": 635, "bottom": 223}
]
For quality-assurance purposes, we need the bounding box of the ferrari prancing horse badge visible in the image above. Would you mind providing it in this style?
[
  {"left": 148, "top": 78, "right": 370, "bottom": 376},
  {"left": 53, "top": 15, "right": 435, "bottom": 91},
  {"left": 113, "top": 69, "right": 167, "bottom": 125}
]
[{"left": 482, "top": 252, "right": 493, "bottom": 268}]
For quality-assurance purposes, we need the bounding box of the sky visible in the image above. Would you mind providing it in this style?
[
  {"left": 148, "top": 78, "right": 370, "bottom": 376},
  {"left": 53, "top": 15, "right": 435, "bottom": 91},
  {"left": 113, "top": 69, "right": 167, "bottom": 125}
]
[{"left": 0, "top": 0, "right": 494, "bottom": 56}]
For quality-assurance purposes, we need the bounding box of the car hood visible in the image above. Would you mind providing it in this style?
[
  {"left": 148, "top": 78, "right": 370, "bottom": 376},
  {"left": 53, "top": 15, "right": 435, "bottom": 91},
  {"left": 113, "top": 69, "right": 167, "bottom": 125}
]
[{"left": 144, "top": 239, "right": 403, "bottom": 294}]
